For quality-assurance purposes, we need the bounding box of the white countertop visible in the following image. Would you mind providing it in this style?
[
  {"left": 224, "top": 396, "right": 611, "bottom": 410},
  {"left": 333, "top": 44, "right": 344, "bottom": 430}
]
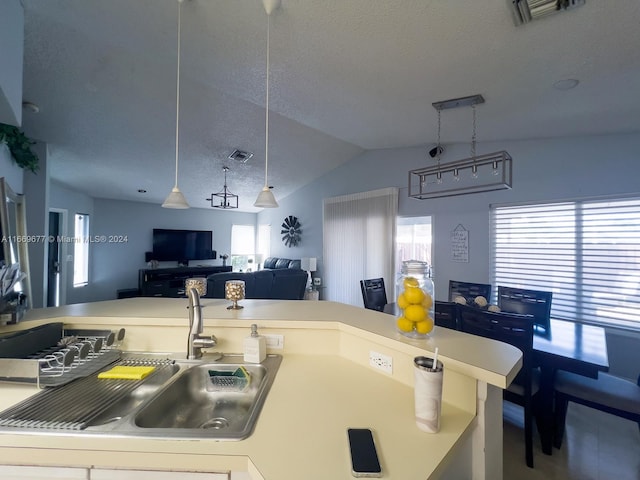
[
  {"left": 0, "top": 298, "right": 523, "bottom": 479},
  {"left": 18, "top": 298, "right": 523, "bottom": 389}
]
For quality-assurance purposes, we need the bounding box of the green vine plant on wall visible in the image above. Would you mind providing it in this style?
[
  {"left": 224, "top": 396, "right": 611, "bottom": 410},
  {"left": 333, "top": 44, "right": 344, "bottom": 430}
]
[{"left": 0, "top": 123, "right": 39, "bottom": 173}]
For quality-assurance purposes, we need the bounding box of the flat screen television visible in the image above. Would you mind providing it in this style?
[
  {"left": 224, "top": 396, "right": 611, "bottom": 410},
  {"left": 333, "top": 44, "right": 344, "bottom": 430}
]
[{"left": 152, "top": 228, "right": 215, "bottom": 264}]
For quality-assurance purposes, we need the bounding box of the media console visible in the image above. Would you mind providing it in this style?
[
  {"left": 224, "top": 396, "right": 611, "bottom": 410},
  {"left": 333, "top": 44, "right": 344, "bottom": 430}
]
[{"left": 139, "top": 266, "right": 232, "bottom": 298}]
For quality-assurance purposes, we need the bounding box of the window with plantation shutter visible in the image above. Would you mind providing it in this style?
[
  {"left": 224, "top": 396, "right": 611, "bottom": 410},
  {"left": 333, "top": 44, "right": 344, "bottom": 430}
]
[{"left": 491, "top": 196, "right": 640, "bottom": 330}]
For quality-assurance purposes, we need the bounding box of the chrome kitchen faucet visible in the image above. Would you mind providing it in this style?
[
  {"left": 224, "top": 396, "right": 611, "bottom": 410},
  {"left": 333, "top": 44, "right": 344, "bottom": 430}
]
[{"left": 187, "top": 287, "right": 217, "bottom": 359}]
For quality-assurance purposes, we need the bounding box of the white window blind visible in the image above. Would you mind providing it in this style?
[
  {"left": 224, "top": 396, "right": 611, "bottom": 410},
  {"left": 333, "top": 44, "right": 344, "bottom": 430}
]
[
  {"left": 491, "top": 197, "right": 640, "bottom": 330},
  {"left": 231, "top": 224, "right": 255, "bottom": 272},
  {"left": 323, "top": 187, "right": 398, "bottom": 307}
]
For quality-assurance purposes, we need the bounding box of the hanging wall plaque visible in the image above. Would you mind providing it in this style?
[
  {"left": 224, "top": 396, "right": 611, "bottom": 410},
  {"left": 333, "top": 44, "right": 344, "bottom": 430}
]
[{"left": 451, "top": 224, "right": 469, "bottom": 263}]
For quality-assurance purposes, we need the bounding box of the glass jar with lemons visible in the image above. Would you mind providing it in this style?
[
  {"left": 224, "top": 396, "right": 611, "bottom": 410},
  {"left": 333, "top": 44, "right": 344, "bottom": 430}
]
[{"left": 395, "top": 260, "right": 434, "bottom": 338}]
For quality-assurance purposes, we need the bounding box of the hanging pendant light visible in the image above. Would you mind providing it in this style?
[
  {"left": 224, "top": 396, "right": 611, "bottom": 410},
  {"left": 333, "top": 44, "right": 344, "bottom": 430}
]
[
  {"left": 254, "top": 0, "right": 280, "bottom": 208},
  {"left": 207, "top": 166, "right": 239, "bottom": 209},
  {"left": 162, "top": 0, "right": 190, "bottom": 209},
  {"left": 408, "top": 94, "right": 512, "bottom": 199}
]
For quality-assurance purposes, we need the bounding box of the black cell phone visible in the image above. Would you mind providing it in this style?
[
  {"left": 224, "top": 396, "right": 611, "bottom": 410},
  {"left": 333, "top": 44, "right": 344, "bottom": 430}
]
[{"left": 347, "top": 428, "right": 382, "bottom": 478}]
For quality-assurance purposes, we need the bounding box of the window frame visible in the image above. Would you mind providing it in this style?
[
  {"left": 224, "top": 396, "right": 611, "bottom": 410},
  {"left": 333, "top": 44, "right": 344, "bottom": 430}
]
[{"left": 73, "top": 213, "right": 90, "bottom": 287}]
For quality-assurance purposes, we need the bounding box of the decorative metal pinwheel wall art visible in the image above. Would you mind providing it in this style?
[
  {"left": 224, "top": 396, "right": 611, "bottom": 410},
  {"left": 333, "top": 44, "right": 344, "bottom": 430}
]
[{"left": 281, "top": 215, "right": 302, "bottom": 247}]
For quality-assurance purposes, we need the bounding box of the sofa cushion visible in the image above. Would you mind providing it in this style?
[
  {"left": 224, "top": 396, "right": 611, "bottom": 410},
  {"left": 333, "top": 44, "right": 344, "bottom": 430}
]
[
  {"left": 263, "top": 257, "right": 278, "bottom": 269},
  {"left": 274, "top": 258, "right": 292, "bottom": 269},
  {"left": 288, "top": 259, "right": 301, "bottom": 269},
  {"left": 252, "top": 270, "right": 275, "bottom": 299},
  {"left": 270, "top": 269, "right": 307, "bottom": 300}
]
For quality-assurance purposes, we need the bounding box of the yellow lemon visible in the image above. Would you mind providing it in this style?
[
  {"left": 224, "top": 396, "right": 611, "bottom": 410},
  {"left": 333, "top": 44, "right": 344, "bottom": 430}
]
[
  {"left": 403, "top": 276, "right": 420, "bottom": 289},
  {"left": 396, "top": 316, "right": 414, "bottom": 333},
  {"left": 396, "top": 293, "right": 409, "bottom": 310},
  {"left": 415, "top": 318, "right": 434, "bottom": 335},
  {"left": 421, "top": 292, "right": 433, "bottom": 310},
  {"left": 404, "top": 304, "right": 426, "bottom": 322},
  {"left": 403, "top": 286, "right": 425, "bottom": 305}
]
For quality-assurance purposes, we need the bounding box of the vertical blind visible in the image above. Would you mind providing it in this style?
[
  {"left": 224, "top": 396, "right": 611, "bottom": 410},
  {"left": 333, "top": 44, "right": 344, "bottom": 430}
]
[
  {"left": 491, "top": 196, "right": 640, "bottom": 329},
  {"left": 323, "top": 187, "right": 398, "bottom": 307}
]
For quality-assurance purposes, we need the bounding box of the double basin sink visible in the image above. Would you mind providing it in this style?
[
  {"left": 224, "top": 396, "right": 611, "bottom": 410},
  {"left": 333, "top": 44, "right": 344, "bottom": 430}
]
[{"left": 1, "top": 353, "right": 282, "bottom": 440}]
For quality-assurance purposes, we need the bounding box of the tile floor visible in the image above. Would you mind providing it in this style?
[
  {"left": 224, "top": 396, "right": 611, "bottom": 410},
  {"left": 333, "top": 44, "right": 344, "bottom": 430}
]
[{"left": 503, "top": 402, "right": 640, "bottom": 479}]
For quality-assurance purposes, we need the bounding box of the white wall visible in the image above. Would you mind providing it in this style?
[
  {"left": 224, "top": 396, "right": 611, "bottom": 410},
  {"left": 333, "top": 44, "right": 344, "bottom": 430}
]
[
  {"left": 0, "top": 0, "right": 23, "bottom": 127},
  {"left": 49, "top": 181, "right": 95, "bottom": 305},
  {"left": 89, "top": 198, "right": 256, "bottom": 302},
  {"left": 0, "top": 143, "right": 24, "bottom": 193}
]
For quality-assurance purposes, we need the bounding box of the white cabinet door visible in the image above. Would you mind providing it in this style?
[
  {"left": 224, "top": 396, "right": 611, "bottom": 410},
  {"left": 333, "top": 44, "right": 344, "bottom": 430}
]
[
  {"left": 0, "top": 465, "right": 89, "bottom": 480},
  {"left": 90, "top": 469, "right": 228, "bottom": 480}
]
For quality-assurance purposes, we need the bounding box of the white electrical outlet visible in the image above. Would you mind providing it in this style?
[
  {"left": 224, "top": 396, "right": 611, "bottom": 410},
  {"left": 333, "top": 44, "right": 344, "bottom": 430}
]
[
  {"left": 264, "top": 334, "right": 284, "bottom": 350},
  {"left": 369, "top": 350, "right": 393, "bottom": 374}
]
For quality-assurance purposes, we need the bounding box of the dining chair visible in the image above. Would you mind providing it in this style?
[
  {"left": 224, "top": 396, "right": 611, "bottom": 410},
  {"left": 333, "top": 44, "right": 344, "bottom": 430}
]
[
  {"left": 553, "top": 370, "right": 640, "bottom": 449},
  {"left": 448, "top": 280, "right": 492, "bottom": 304},
  {"left": 458, "top": 305, "right": 538, "bottom": 468},
  {"left": 360, "top": 278, "right": 388, "bottom": 312},
  {"left": 434, "top": 301, "right": 459, "bottom": 330},
  {"left": 497, "top": 286, "right": 552, "bottom": 332}
]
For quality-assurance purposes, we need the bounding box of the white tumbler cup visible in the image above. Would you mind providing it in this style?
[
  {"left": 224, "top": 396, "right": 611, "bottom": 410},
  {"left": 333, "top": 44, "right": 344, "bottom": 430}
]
[{"left": 414, "top": 356, "right": 444, "bottom": 433}]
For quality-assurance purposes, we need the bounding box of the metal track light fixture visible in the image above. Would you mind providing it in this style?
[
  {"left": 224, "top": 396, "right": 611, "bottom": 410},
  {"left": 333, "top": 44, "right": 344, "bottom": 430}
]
[
  {"left": 408, "top": 94, "right": 512, "bottom": 200},
  {"left": 207, "top": 166, "right": 239, "bottom": 209},
  {"left": 162, "top": 0, "right": 190, "bottom": 209},
  {"left": 254, "top": 0, "right": 281, "bottom": 209}
]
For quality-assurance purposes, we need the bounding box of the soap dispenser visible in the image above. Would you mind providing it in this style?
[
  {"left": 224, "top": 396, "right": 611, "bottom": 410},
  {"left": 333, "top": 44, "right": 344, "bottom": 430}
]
[{"left": 244, "top": 324, "right": 267, "bottom": 363}]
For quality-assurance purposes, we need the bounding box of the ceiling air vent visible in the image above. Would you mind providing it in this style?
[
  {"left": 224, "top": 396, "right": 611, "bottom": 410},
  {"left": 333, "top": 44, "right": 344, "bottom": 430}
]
[
  {"left": 228, "top": 149, "right": 254, "bottom": 163},
  {"left": 509, "top": 0, "right": 585, "bottom": 26}
]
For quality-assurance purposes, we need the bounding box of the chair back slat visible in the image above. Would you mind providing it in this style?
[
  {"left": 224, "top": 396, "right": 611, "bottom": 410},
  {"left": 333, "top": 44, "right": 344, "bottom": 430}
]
[
  {"left": 449, "top": 280, "right": 492, "bottom": 304},
  {"left": 434, "top": 301, "right": 458, "bottom": 330},
  {"left": 497, "top": 286, "right": 552, "bottom": 332},
  {"left": 360, "top": 278, "right": 388, "bottom": 312},
  {"left": 458, "top": 305, "right": 534, "bottom": 387}
]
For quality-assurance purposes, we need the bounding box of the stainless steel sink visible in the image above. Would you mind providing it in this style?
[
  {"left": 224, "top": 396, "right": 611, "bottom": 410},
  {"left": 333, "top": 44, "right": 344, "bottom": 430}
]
[
  {"left": 0, "top": 353, "right": 282, "bottom": 440},
  {"left": 132, "top": 354, "right": 282, "bottom": 439},
  {"left": 83, "top": 359, "right": 182, "bottom": 429}
]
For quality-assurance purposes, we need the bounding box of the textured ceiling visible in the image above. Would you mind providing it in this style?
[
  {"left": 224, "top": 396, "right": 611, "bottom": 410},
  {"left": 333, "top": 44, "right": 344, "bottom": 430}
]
[{"left": 19, "top": 0, "right": 640, "bottom": 211}]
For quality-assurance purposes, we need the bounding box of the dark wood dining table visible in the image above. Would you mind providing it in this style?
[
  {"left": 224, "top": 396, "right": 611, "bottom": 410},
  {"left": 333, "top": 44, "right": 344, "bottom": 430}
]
[
  {"left": 383, "top": 303, "right": 610, "bottom": 455},
  {"left": 533, "top": 318, "right": 609, "bottom": 454}
]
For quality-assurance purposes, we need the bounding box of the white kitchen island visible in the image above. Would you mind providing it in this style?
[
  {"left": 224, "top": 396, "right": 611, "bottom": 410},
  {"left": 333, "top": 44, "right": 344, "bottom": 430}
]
[{"left": 0, "top": 298, "right": 522, "bottom": 479}]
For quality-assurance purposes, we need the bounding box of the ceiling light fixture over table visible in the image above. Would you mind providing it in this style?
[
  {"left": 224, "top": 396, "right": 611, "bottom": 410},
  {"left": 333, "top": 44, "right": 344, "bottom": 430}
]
[
  {"left": 408, "top": 94, "right": 513, "bottom": 200},
  {"left": 207, "top": 166, "right": 239, "bottom": 209},
  {"left": 162, "top": 0, "right": 190, "bottom": 209},
  {"left": 253, "top": 0, "right": 280, "bottom": 209}
]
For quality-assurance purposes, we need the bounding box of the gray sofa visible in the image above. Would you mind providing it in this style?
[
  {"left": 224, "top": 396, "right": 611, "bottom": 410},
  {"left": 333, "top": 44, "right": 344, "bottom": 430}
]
[{"left": 206, "top": 267, "right": 307, "bottom": 300}]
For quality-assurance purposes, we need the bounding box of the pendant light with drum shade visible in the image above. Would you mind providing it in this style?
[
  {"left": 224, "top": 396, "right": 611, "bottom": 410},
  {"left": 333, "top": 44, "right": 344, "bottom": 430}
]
[
  {"left": 162, "top": 0, "right": 190, "bottom": 209},
  {"left": 254, "top": 0, "right": 280, "bottom": 208}
]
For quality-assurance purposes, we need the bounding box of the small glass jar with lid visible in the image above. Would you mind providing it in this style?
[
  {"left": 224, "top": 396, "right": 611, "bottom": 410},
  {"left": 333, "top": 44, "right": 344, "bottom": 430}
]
[{"left": 395, "top": 260, "right": 435, "bottom": 338}]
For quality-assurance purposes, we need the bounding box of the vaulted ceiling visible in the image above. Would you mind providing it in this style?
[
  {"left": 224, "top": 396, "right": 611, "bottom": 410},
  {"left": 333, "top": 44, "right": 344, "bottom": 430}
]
[{"left": 20, "top": 0, "right": 640, "bottom": 211}]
